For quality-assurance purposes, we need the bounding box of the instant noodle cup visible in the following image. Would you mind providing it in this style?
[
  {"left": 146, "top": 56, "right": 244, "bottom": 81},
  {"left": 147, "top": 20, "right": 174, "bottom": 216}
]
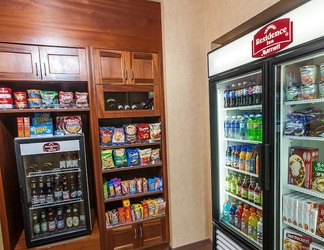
[
  {"left": 300, "top": 65, "right": 318, "bottom": 84},
  {"left": 0, "top": 87, "right": 12, "bottom": 94},
  {"left": 0, "top": 97, "right": 13, "bottom": 109},
  {"left": 28, "top": 98, "right": 41, "bottom": 108},
  {"left": 26, "top": 89, "right": 41, "bottom": 98},
  {"left": 13, "top": 92, "right": 27, "bottom": 101}
]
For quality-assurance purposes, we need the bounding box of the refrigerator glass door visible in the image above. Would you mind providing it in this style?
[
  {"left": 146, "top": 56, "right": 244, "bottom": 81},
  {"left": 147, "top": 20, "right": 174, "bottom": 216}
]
[
  {"left": 15, "top": 135, "right": 91, "bottom": 247},
  {"left": 213, "top": 69, "right": 263, "bottom": 249},
  {"left": 275, "top": 51, "right": 324, "bottom": 249}
]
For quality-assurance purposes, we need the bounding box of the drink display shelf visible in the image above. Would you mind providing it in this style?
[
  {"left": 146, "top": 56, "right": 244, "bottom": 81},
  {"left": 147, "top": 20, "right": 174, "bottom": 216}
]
[
  {"left": 283, "top": 98, "right": 324, "bottom": 106},
  {"left": 30, "top": 198, "right": 83, "bottom": 210},
  {"left": 284, "top": 135, "right": 324, "bottom": 141},
  {"left": 224, "top": 166, "right": 258, "bottom": 178},
  {"left": 27, "top": 168, "right": 81, "bottom": 178},
  {"left": 224, "top": 138, "right": 261, "bottom": 144},
  {"left": 224, "top": 105, "right": 262, "bottom": 111},
  {"left": 284, "top": 184, "right": 324, "bottom": 199},
  {"left": 225, "top": 191, "right": 262, "bottom": 211},
  {"left": 283, "top": 221, "right": 324, "bottom": 244}
]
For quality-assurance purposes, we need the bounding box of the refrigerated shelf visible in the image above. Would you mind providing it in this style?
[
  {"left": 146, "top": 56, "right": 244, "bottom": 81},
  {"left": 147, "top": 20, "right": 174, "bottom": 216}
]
[
  {"left": 224, "top": 166, "right": 258, "bottom": 178},
  {"left": 284, "top": 184, "right": 324, "bottom": 200},
  {"left": 283, "top": 221, "right": 324, "bottom": 244}
]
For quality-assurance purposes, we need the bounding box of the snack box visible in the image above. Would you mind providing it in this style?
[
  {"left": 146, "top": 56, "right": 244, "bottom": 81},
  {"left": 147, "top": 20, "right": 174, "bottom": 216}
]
[
  {"left": 292, "top": 194, "right": 309, "bottom": 227},
  {"left": 283, "top": 228, "right": 313, "bottom": 250},
  {"left": 316, "top": 204, "right": 324, "bottom": 238},
  {"left": 312, "top": 162, "right": 324, "bottom": 193},
  {"left": 304, "top": 199, "right": 320, "bottom": 232},
  {"left": 310, "top": 242, "right": 324, "bottom": 250},
  {"left": 288, "top": 147, "right": 319, "bottom": 189},
  {"left": 17, "top": 117, "right": 24, "bottom": 137},
  {"left": 30, "top": 125, "right": 53, "bottom": 137},
  {"left": 283, "top": 193, "right": 296, "bottom": 222},
  {"left": 297, "top": 196, "right": 311, "bottom": 229}
]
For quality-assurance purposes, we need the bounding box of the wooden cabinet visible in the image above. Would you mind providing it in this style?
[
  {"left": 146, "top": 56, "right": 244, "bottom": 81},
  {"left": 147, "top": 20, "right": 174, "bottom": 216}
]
[
  {"left": 106, "top": 218, "right": 166, "bottom": 250},
  {"left": 93, "top": 49, "right": 158, "bottom": 85},
  {"left": 0, "top": 43, "right": 88, "bottom": 81}
]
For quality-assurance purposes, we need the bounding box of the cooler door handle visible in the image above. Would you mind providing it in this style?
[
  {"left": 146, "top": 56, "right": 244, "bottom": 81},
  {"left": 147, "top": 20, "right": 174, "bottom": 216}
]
[{"left": 264, "top": 143, "right": 270, "bottom": 190}]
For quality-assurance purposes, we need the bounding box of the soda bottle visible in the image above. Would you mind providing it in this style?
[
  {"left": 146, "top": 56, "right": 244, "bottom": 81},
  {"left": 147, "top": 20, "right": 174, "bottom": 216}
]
[
  {"left": 242, "top": 81, "right": 248, "bottom": 106},
  {"left": 244, "top": 146, "right": 253, "bottom": 172},
  {"left": 234, "top": 205, "right": 243, "bottom": 229},
  {"left": 222, "top": 199, "right": 231, "bottom": 222},
  {"left": 229, "top": 202, "right": 237, "bottom": 225},
  {"left": 241, "top": 176, "right": 250, "bottom": 200},
  {"left": 235, "top": 115, "right": 242, "bottom": 139},
  {"left": 253, "top": 81, "right": 262, "bottom": 105},
  {"left": 225, "top": 172, "right": 232, "bottom": 192},
  {"left": 229, "top": 83, "right": 237, "bottom": 107},
  {"left": 239, "top": 112, "right": 249, "bottom": 140},
  {"left": 236, "top": 174, "right": 243, "bottom": 197},
  {"left": 230, "top": 116, "right": 236, "bottom": 139},
  {"left": 241, "top": 208, "right": 250, "bottom": 234},
  {"left": 234, "top": 145, "right": 241, "bottom": 169},
  {"left": 230, "top": 146, "right": 236, "bottom": 168},
  {"left": 248, "top": 212, "right": 258, "bottom": 240},
  {"left": 247, "top": 113, "right": 256, "bottom": 141},
  {"left": 257, "top": 212, "right": 263, "bottom": 244},
  {"left": 238, "top": 146, "right": 246, "bottom": 171},
  {"left": 247, "top": 80, "right": 254, "bottom": 106},
  {"left": 230, "top": 173, "right": 238, "bottom": 194},
  {"left": 236, "top": 82, "right": 243, "bottom": 107},
  {"left": 248, "top": 177, "right": 256, "bottom": 203},
  {"left": 224, "top": 85, "right": 230, "bottom": 108},
  {"left": 255, "top": 112, "right": 263, "bottom": 142},
  {"left": 225, "top": 146, "right": 232, "bottom": 167},
  {"left": 224, "top": 116, "right": 230, "bottom": 138}
]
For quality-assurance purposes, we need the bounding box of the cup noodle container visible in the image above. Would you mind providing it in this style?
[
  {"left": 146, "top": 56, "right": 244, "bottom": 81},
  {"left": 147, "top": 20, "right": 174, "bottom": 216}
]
[{"left": 0, "top": 97, "right": 13, "bottom": 109}]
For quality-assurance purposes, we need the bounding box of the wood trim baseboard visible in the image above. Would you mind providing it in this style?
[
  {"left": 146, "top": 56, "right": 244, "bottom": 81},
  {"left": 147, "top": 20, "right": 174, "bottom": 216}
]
[{"left": 170, "top": 239, "right": 212, "bottom": 250}]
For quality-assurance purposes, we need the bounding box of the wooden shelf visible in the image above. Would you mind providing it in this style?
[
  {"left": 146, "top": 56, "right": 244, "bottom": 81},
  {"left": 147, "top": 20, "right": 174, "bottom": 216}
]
[
  {"left": 102, "top": 162, "right": 162, "bottom": 173},
  {"left": 104, "top": 190, "right": 163, "bottom": 203},
  {"left": 0, "top": 107, "right": 90, "bottom": 114}
]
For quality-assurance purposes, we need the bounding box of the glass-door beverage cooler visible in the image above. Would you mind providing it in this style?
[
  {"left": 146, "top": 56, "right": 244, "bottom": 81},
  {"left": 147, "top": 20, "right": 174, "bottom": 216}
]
[{"left": 14, "top": 134, "right": 92, "bottom": 247}]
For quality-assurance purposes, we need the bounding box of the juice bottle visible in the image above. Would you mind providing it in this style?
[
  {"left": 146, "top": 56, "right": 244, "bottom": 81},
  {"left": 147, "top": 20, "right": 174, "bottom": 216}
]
[
  {"left": 234, "top": 145, "right": 241, "bottom": 169},
  {"left": 238, "top": 146, "right": 246, "bottom": 171},
  {"left": 225, "top": 172, "right": 232, "bottom": 192},
  {"left": 225, "top": 146, "right": 232, "bottom": 166},
  {"left": 230, "top": 146, "right": 236, "bottom": 168},
  {"left": 234, "top": 205, "right": 243, "bottom": 229},
  {"left": 249, "top": 147, "right": 257, "bottom": 173},
  {"left": 241, "top": 208, "right": 250, "bottom": 234},
  {"left": 230, "top": 173, "right": 238, "bottom": 194},
  {"left": 255, "top": 150, "right": 259, "bottom": 175},
  {"left": 241, "top": 176, "right": 250, "bottom": 200},
  {"left": 222, "top": 199, "right": 231, "bottom": 222},
  {"left": 248, "top": 177, "right": 256, "bottom": 203},
  {"left": 257, "top": 212, "right": 263, "bottom": 244},
  {"left": 229, "top": 202, "right": 237, "bottom": 225},
  {"left": 244, "top": 146, "right": 253, "bottom": 172},
  {"left": 236, "top": 174, "right": 243, "bottom": 197},
  {"left": 254, "top": 183, "right": 262, "bottom": 205},
  {"left": 248, "top": 212, "right": 258, "bottom": 240},
  {"left": 255, "top": 112, "right": 263, "bottom": 141},
  {"left": 247, "top": 113, "right": 256, "bottom": 141}
]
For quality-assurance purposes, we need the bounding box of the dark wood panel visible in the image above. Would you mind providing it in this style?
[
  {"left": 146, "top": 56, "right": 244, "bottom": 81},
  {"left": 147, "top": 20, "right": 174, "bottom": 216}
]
[{"left": 0, "top": 0, "right": 162, "bottom": 52}]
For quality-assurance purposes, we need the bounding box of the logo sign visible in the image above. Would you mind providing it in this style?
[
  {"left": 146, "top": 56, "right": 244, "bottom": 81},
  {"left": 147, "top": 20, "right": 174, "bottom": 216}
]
[
  {"left": 252, "top": 18, "right": 293, "bottom": 58},
  {"left": 43, "top": 142, "right": 60, "bottom": 152}
]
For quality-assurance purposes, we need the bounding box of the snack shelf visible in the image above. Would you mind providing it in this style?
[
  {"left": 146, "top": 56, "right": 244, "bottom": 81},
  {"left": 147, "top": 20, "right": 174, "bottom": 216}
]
[
  {"left": 224, "top": 138, "right": 260, "bottom": 144},
  {"left": 0, "top": 107, "right": 90, "bottom": 114},
  {"left": 27, "top": 168, "right": 81, "bottom": 177},
  {"left": 102, "top": 162, "right": 162, "bottom": 174},
  {"left": 283, "top": 221, "right": 324, "bottom": 243},
  {"left": 283, "top": 98, "right": 324, "bottom": 106},
  {"left": 100, "top": 142, "right": 161, "bottom": 150},
  {"left": 225, "top": 191, "right": 262, "bottom": 211},
  {"left": 224, "top": 166, "right": 258, "bottom": 178},
  {"left": 98, "top": 110, "right": 159, "bottom": 119},
  {"left": 104, "top": 190, "right": 163, "bottom": 203},
  {"left": 29, "top": 198, "right": 83, "bottom": 210},
  {"left": 106, "top": 214, "right": 166, "bottom": 229},
  {"left": 224, "top": 104, "right": 262, "bottom": 111},
  {"left": 284, "top": 135, "right": 324, "bottom": 141},
  {"left": 284, "top": 184, "right": 324, "bottom": 199}
]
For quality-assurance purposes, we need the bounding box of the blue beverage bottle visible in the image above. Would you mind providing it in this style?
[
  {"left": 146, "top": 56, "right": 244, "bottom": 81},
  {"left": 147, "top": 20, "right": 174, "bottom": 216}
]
[
  {"left": 235, "top": 115, "right": 242, "bottom": 139},
  {"left": 230, "top": 83, "right": 237, "bottom": 107},
  {"left": 224, "top": 85, "right": 230, "bottom": 108},
  {"left": 224, "top": 116, "right": 230, "bottom": 138},
  {"left": 222, "top": 199, "right": 231, "bottom": 222},
  {"left": 239, "top": 112, "right": 249, "bottom": 140},
  {"left": 230, "top": 116, "right": 236, "bottom": 139},
  {"left": 229, "top": 202, "right": 237, "bottom": 225}
]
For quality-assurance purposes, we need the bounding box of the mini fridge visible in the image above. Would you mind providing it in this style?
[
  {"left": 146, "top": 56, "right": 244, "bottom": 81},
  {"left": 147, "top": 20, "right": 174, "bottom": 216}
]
[{"left": 14, "top": 134, "right": 92, "bottom": 247}]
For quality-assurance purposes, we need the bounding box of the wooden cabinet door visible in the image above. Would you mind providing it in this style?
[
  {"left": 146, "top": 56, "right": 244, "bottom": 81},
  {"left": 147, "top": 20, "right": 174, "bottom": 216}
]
[
  {"left": 130, "top": 52, "right": 158, "bottom": 85},
  {"left": 39, "top": 46, "right": 88, "bottom": 81},
  {"left": 93, "top": 49, "right": 127, "bottom": 84},
  {"left": 107, "top": 224, "right": 138, "bottom": 250},
  {"left": 139, "top": 218, "right": 166, "bottom": 247},
  {"left": 0, "top": 43, "right": 41, "bottom": 81}
]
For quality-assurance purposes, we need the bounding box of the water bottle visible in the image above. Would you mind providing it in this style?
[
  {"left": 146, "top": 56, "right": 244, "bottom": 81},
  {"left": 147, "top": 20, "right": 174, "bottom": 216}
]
[
  {"left": 224, "top": 85, "right": 230, "bottom": 108},
  {"left": 255, "top": 112, "right": 262, "bottom": 141},
  {"left": 230, "top": 116, "right": 236, "bottom": 139},
  {"left": 239, "top": 112, "right": 249, "bottom": 140},
  {"left": 222, "top": 199, "right": 231, "bottom": 222},
  {"left": 224, "top": 116, "right": 230, "bottom": 138},
  {"left": 235, "top": 115, "right": 242, "bottom": 139},
  {"left": 247, "top": 113, "right": 256, "bottom": 141}
]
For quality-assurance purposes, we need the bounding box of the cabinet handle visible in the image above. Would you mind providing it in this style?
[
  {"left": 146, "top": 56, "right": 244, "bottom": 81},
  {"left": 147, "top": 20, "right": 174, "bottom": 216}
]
[
  {"left": 35, "top": 63, "right": 38, "bottom": 76},
  {"left": 43, "top": 63, "right": 47, "bottom": 76},
  {"left": 134, "top": 228, "right": 137, "bottom": 239},
  {"left": 125, "top": 69, "right": 128, "bottom": 80},
  {"left": 131, "top": 69, "right": 134, "bottom": 81},
  {"left": 140, "top": 226, "right": 142, "bottom": 238}
]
